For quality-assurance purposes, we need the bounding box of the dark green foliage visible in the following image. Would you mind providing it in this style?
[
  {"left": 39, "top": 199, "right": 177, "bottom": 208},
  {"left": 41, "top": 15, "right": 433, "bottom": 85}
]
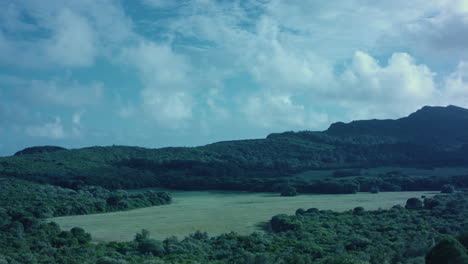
[
  {"left": 0, "top": 178, "right": 171, "bottom": 218},
  {"left": 458, "top": 230, "right": 468, "bottom": 249},
  {"left": 270, "top": 214, "right": 302, "bottom": 232},
  {"left": 353, "top": 207, "right": 365, "bottom": 216},
  {"left": 14, "top": 145, "right": 67, "bottom": 156},
  {"left": 332, "top": 169, "right": 361, "bottom": 178},
  {"left": 441, "top": 184, "right": 456, "bottom": 193},
  {"left": 425, "top": 236, "right": 468, "bottom": 264},
  {"left": 1, "top": 188, "right": 468, "bottom": 263},
  {"left": 281, "top": 184, "right": 297, "bottom": 196},
  {"left": 138, "top": 239, "right": 165, "bottom": 256},
  {"left": 295, "top": 208, "right": 306, "bottom": 216},
  {"left": 2, "top": 106, "right": 468, "bottom": 194},
  {"left": 405, "top": 198, "right": 423, "bottom": 210},
  {"left": 97, "top": 257, "right": 128, "bottom": 264}
]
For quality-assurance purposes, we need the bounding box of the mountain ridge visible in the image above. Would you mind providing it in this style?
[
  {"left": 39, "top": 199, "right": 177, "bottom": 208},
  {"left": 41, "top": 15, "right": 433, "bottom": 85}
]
[{"left": 2, "top": 105, "right": 468, "bottom": 192}]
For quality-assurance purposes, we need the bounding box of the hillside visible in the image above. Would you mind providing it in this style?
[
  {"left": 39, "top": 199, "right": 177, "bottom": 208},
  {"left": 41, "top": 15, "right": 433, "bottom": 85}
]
[
  {"left": 1, "top": 105, "right": 468, "bottom": 192},
  {"left": 326, "top": 105, "right": 468, "bottom": 150}
]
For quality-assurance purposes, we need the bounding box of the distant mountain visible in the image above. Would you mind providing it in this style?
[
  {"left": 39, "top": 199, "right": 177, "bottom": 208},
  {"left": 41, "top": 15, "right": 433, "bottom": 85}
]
[
  {"left": 1, "top": 105, "right": 468, "bottom": 192},
  {"left": 326, "top": 105, "right": 468, "bottom": 150}
]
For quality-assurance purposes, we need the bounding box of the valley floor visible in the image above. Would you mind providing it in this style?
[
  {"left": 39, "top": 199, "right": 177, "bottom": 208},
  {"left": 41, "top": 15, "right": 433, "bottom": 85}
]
[{"left": 50, "top": 190, "right": 436, "bottom": 242}]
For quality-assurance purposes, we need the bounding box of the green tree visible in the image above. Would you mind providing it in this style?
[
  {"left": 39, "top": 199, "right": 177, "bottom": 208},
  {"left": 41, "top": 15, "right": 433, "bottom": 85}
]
[
  {"left": 441, "top": 184, "right": 455, "bottom": 193},
  {"left": 426, "top": 236, "right": 468, "bottom": 264},
  {"left": 405, "top": 198, "right": 423, "bottom": 210},
  {"left": 281, "top": 184, "right": 297, "bottom": 197}
]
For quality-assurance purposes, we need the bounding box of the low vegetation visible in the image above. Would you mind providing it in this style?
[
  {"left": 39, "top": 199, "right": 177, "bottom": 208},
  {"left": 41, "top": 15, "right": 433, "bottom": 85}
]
[
  {"left": 0, "top": 178, "right": 171, "bottom": 218},
  {"left": 1, "top": 176, "right": 467, "bottom": 263}
]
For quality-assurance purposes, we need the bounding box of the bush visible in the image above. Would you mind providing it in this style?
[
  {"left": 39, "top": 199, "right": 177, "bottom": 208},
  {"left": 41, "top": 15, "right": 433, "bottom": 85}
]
[
  {"left": 138, "top": 239, "right": 165, "bottom": 256},
  {"left": 97, "top": 257, "right": 128, "bottom": 264},
  {"left": 441, "top": 184, "right": 456, "bottom": 193},
  {"left": 405, "top": 198, "right": 423, "bottom": 210},
  {"left": 353, "top": 207, "right": 365, "bottom": 216},
  {"left": 270, "top": 214, "right": 302, "bottom": 232},
  {"left": 281, "top": 184, "right": 297, "bottom": 197},
  {"left": 425, "top": 236, "right": 468, "bottom": 264},
  {"left": 296, "top": 208, "right": 306, "bottom": 216},
  {"left": 457, "top": 230, "right": 468, "bottom": 249}
]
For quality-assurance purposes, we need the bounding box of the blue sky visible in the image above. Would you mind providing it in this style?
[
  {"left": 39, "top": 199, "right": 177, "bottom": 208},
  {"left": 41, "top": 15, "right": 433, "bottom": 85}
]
[{"left": 1, "top": 0, "right": 468, "bottom": 156}]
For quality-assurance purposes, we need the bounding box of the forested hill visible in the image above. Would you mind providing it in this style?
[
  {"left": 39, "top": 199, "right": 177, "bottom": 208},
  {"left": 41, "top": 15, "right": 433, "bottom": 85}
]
[
  {"left": 325, "top": 105, "right": 468, "bottom": 149},
  {"left": 1, "top": 105, "right": 468, "bottom": 191}
]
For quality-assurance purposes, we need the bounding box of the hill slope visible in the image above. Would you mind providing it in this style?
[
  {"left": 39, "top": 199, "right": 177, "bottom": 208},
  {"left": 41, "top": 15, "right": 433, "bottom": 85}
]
[{"left": 1, "top": 105, "right": 468, "bottom": 191}]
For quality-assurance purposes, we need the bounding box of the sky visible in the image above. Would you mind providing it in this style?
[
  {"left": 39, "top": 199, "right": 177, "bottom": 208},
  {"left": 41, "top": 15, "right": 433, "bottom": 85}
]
[{"left": 1, "top": 0, "right": 468, "bottom": 156}]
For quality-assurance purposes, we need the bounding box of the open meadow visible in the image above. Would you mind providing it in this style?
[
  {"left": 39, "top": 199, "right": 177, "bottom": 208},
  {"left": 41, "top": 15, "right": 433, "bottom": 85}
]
[{"left": 50, "top": 190, "right": 436, "bottom": 242}]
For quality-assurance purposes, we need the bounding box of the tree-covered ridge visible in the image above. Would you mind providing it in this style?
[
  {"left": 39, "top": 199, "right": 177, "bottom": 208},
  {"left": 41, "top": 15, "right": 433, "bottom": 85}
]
[
  {"left": 325, "top": 105, "right": 468, "bottom": 149},
  {"left": 1, "top": 178, "right": 468, "bottom": 263},
  {"left": 13, "top": 146, "right": 67, "bottom": 156},
  {"left": 1, "top": 105, "right": 468, "bottom": 192},
  {"left": 0, "top": 178, "right": 171, "bottom": 218}
]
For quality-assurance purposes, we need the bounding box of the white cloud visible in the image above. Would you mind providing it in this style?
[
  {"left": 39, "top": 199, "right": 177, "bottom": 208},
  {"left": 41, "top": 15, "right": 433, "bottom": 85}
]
[
  {"left": 71, "top": 111, "right": 85, "bottom": 137},
  {"left": 45, "top": 8, "right": 96, "bottom": 67},
  {"left": 26, "top": 117, "right": 65, "bottom": 139},
  {"left": 121, "top": 40, "right": 194, "bottom": 124},
  {"left": 441, "top": 61, "right": 468, "bottom": 108},
  {"left": 142, "top": 0, "right": 181, "bottom": 8},
  {"left": 28, "top": 78, "right": 103, "bottom": 107},
  {"left": 3, "top": 0, "right": 468, "bottom": 145},
  {"left": 119, "top": 105, "right": 136, "bottom": 119},
  {"left": 72, "top": 112, "right": 82, "bottom": 125},
  {"left": 243, "top": 93, "right": 328, "bottom": 129},
  {"left": 141, "top": 90, "right": 192, "bottom": 124},
  {"left": 0, "top": 0, "right": 134, "bottom": 68},
  {"left": 342, "top": 51, "right": 436, "bottom": 100},
  {"left": 336, "top": 51, "right": 437, "bottom": 119}
]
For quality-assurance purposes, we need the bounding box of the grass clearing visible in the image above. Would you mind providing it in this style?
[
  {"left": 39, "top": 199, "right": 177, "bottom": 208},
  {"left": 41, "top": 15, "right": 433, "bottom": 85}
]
[{"left": 50, "top": 190, "right": 436, "bottom": 242}]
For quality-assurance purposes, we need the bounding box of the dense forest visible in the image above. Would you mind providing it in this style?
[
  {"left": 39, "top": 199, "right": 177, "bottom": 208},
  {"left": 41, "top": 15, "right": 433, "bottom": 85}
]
[
  {"left": 1, "top": 106, "right": 468, "bottom": 194},
  {"left": 0, "top": 178, "right": 172, "bottom": 218},
  {"left": 0, "top": 176, "right": 467, "bottom": 263}
]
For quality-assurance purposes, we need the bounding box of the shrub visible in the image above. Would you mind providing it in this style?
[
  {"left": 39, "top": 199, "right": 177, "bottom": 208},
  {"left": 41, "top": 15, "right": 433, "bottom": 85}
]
[
  {"left": 405, "top": 198, "right": 423, "bottom": 210},
  {"left": 425, "top": 236, "right": 468, "bottom": 264},
  {"left": 281, "top": 185, "right": 297, "bottom": 197},
  {"left": 270, "top": 214, "right": 302, "bottom": 232},
  {"left": 353, "top": 207, "right": 365, "bottom": 216},
  {"left": 97, "top": 257, "right": 128, "bottom": 264},
  {"left": 138, "top": 239, "right": 165, "bottom": 256},
  {"left": 441, "top": 184, "right": 456, "bottom": 193}
]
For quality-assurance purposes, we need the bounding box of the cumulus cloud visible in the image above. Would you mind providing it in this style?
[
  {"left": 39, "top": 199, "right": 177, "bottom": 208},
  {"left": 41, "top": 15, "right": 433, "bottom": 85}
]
[
  {"left": 341, "top": 52, "right": 436, "bottom": 100},
  {"left": 3, "top": 0, "right": 468, "bottom": 152},
  {"left": 26, "top": 117, "right": 65, "bottom": 139},
  {"left": 142, "top": 0, "right": 183, "bottom": 8},
  {"left": 335, "top": 51, "right": 437, "bottom": 119},
  {"left": 28, "top": 78, "right": 103, "bottom": 107},
  {"left": 45, "top": 8, "right": 97, "bottom": 67},
  {"left": 0, "top": 0, "right": 133, "bottom": 68},
  {"left": 120, "top": 40, "right": 194, "bottom": 124},
  {"left": 441, "top": 61, "right": 468, "bottom": 108},
  {"left": 141, "top": 90, "right": 192, "bottom": 124},
  {"left": 119, "top": 105, "right": 136, "bottom": 119},
  {"left": 244, "top": 93, "right": 328, "bottom": 129}
]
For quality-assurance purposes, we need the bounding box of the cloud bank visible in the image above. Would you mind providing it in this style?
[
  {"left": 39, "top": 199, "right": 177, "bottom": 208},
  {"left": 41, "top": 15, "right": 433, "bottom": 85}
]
[{"left": 0, "top": 0, "right": 468, "bottom": 155}]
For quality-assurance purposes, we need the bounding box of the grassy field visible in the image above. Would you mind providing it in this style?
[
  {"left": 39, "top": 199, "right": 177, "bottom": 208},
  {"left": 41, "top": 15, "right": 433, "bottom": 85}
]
[{"left": 50, "top": 190, "right": 436, "bottom": 242}]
